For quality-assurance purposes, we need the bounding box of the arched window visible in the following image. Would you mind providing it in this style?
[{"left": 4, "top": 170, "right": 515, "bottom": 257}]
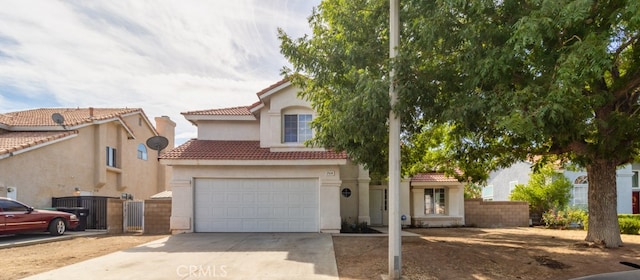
[
  {"left": 137, "top": 144, "right": 148, "bottom": 160},
  {"left": 574, "top": 176, "right": 588, "bottom": 184}
]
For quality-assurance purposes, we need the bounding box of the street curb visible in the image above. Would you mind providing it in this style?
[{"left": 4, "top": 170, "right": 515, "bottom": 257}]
[{"left": 0, "top": 230, "right": 107, "bottom": 249}]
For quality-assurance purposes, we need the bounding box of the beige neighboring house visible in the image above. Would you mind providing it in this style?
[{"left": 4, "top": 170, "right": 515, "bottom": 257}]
[
  {"left": 161, "top": 79, "right": 465, "bottom": 233},
  {"left": 0, "top": 107, "right": 175, "bottom": 208}
]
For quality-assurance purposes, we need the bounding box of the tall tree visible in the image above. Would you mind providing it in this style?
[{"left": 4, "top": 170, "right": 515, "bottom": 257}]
[{"left": 280, "top": 0, "right": 640, "bottom": 247}]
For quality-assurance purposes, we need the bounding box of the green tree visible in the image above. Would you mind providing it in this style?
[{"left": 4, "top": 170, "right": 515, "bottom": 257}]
[
  {"left": 280, "top": 0, "right": 640, "bottom": 247},
  {"left": 509, "top": 165, "right": 573, "bottom": 221}
]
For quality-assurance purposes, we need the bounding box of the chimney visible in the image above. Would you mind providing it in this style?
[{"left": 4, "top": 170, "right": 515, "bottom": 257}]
[
  {"left": 89, "top": 107, "right": 94, "bottom": 118},
  {"left": 155, "top": 116, "right": 176, "bottom": 150},
  {"left": 155, "top": 116, "right": 176, "bottom": 192}
]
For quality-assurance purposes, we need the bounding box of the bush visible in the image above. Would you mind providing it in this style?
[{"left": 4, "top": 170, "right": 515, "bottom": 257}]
[
  {"left": 543, "top": 207, "right": 587, "bottom": 229},
  {"left": 567, "top": 207, "right": 588, "bottom": 227},
  {"left": 510, "top": 164, "right": 572, "bottom": 219},
  {"left": 542, "top": 209, "right": 569, "bottom": 229},
  {"left": 619, "top": 217, "right": 640, "bottom": 235}
]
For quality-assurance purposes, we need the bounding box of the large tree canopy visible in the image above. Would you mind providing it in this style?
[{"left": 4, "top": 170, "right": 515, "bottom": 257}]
[{"left": 280, "top": 0, "right": 640, "bottom": 247}]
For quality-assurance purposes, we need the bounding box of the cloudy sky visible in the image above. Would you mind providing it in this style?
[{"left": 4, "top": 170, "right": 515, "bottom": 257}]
[{"left": 0, "top": 0, "right": 320, "bottom": 145}]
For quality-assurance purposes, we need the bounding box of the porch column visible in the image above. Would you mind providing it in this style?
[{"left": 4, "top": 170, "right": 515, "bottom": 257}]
[
  {"left": 357, "top": 165, "right": 371, "bottom": 224},
  {"left": 169, "top": 179, "right": 193, "bottom": 234},
  {"left": 320, "top": 179, "right": 342, "bottom": 233}
]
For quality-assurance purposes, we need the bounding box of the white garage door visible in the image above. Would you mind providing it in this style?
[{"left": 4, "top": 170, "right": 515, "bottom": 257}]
[{"left": 194, "top": 178, "right": 318, "bottom": 232}]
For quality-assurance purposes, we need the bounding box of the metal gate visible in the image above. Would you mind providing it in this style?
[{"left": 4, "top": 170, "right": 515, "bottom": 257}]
[
  {"left": 52, "top": 196, "right": 114, "bottom": 230},
  {"left": 123, "top": 200, "right": 144, "bottom": 233}
]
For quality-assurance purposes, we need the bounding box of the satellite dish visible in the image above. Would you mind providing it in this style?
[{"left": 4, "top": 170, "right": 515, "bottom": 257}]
[
  {"left": 51, "top": 113, "right": 66, "bottom": 129},
  {"left": 146, "top": 136, "right": 169, "bottom": 151},
  {"left": 51, "top": 113, "right": 65, "bottom": 125}
]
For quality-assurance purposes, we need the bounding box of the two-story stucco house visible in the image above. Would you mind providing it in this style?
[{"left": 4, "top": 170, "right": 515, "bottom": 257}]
[
  {"left": 0, "top": 108, "right": 175, "bottom": 208},
  {"left": 162, "top": 79, "right": 465, "bottom": 233},
  {"left": 485, "top": 161, "right": 640, "bottom": 214}
]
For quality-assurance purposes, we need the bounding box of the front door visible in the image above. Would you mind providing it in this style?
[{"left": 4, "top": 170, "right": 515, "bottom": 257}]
[
  {"left": 370, "top": 189, "right": 383, "bottom": 225},
  {"left": 633, "top": 192, "right": 639, "bottom": 214}
]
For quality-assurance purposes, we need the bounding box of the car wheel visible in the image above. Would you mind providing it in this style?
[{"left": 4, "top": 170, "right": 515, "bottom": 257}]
[{"left": 49, "top": 218, "right": 66, "bottom": 236}]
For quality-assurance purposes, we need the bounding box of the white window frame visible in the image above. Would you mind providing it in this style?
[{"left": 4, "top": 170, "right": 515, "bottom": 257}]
[
  {"left": 633, "top": 170, "right": 639, "bottom": 189},
  {"left": 283, "top": 114, "right": 312, "bottom": 143},
  {"left": 424, "top": 188, "right": 446, "bottom": 215},
  {"left": 137, "top": 144, "right": 148, "bottom": 161},
  {"left": 508, "top": 181, "right": 518, "bottom": 193},
  {"left": 482, "top": 184, "right": 494, "bottom": 201},
  {"left": 106, "top": 146, "right": 117, "bottom": 168}
]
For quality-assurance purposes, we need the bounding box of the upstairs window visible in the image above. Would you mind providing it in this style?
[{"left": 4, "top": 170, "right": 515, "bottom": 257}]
[
  {"left": 137, "top": 144, "right": 147, "bottom": 160},
  {"left": 106, "top": 146, "right": 117, "bottom": 167},
  {"left": 283, "top": 114, "right": 312, "bottom": 143},
  {"left": 633, "top": 171, "right": 639, "bottom": 188}
]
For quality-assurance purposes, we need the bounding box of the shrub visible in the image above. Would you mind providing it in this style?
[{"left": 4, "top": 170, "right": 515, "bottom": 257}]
[
  {"left": 543, "top": 207, "right": 587, "bottom": 229},
  {"left": 510, "top": 164, "right": 572, "bottom": 219},
  {"left": 542, "top": 209, "right": 569, "bottom": 229},
  {"left": 566, "top": 207, "right": 588, "bottom": 227},
  {"left": 619, "top": 217, "right": 640, "bottom": 235}
]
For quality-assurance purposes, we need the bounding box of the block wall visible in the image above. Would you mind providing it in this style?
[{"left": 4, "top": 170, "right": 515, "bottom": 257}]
[
  {"left": 144, "top": 199, "right": 172, "bottom": 234},
  {"left": 107, "top": 198, "right": 124, "bottom": 234},
  {"left": 464, "top": 199, "right": 529, "bottom": 227}
]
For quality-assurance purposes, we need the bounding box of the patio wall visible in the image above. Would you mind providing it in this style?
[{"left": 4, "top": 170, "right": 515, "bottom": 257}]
[
  {"left": 106, "top": 198, "right": 124, "bottom": 234},
  {"left": 144, "top": 199, "right": 172, "bottom": 234},
  {"left": 465, "top": 199, "right": 529, "bottom": 227}
]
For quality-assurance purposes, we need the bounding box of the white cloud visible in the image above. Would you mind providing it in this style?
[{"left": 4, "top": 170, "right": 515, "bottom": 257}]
[{"left": 0, "top": 0, "right": 319, "bottom": 144}]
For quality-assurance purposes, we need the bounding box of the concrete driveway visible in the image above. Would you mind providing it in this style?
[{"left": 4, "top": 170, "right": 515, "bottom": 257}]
[{"left": 23, "top": 233, "right": 339, "bottom": 280}]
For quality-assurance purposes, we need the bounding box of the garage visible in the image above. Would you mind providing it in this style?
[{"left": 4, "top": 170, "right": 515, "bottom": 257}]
[{"left": 194, "top": 178, "right": 319, "bottom": 232}]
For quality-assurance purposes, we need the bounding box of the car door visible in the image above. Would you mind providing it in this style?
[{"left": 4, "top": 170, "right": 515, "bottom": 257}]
[
  {"left": 0, "top": 206, "right": 4, "bottom": 233},
  {"left": 0, "top": 200, "right": 45, "bottom": 233}
]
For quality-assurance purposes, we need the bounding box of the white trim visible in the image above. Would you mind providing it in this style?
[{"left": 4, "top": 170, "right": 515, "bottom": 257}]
[
  {"left": 249, "top": 103, "right": 265, "bottom": 114},
  {"left": 160, "top": 159, "right": 347, "bottom": 166},
  {"left": 257, "top": 81, "right": 292, "bottom": 101},
  {"left": 183, "top": 115, "right": 257, "bottom": 122}
]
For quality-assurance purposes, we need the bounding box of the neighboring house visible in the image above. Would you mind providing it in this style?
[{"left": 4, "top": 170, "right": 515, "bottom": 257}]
[
  {"left": 485, "top": 161, "right": 640, "bottom": 214},
  {"left": 161, "top": 79, "right": 465, "bottom": 233},
  {"left": 0, "top": 108, "right": 175, "bottom": 208}
]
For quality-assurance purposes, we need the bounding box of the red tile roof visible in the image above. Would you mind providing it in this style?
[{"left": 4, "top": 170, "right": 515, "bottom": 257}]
[
  {"left": 0, "top": 131, "right": 78, "bottom": 155},
  {"left": 181, "top": 79, "right": 290, "bottom": 117},
  {"left": 161, "top": 140, "right": 346, "bottom": 161},
  {"left": 411, "top": 173, "right": 460, "bottom": 183},
  {"left": 0, "top": 107, "right": 150, "bottom": 157},
  {"left": 256, "top": 78, "right": 289, "bottom": 97},
  {"left": 0, "top": 108, "right": 142, "bottom": 127},
  {"left": 181, "top": 106, "right": 253, "bottom": 116}
]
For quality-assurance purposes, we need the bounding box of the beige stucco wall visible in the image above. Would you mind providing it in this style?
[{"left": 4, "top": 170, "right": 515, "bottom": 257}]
[
  {"left": 169, "top": 163, "right": 348, "bottom": 233},
  {"left": 0, "top": 113, "right": 167, "bottom": 208},
  {"left": 410, "top": 182, "right": 465, "bottom": 227},
  {"left": 259, "top": 85, "right": 317, "bottom": 149},
  {"left": 197, "top": 121, "right": 260, "bottom": 141},
  {"left": 369, "top": 180, "right": 412, "bottom": 226}
]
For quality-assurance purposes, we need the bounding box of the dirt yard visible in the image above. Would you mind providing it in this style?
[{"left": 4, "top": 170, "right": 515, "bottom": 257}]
[
  {"left": 333, "top": 227, "right": 640, "bottom": 280},
  {"left": 2, "top": 228, "right": 639, "bottom": 280},
  {"left": 1, "top": 234, "right": 167, "bottom": 280}
]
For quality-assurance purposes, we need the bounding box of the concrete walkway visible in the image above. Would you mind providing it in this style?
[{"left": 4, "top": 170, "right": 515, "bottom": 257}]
[{"left": 23, "top": 233, "right": 339, "bottom": 280}]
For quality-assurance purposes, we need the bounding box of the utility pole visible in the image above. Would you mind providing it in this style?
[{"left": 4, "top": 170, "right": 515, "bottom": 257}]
[{"left": 388, "top": 0, "right": 401, "bottom": 279}]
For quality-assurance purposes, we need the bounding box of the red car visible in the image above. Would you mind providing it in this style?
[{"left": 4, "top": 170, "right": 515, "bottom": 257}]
[{"left": 0, "top": 197, "right": 79, "bottom": 236}]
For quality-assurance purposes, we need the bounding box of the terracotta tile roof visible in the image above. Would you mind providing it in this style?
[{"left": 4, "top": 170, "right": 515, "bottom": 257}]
[
  {"left": 180, "top": 79, "right": 290, "bottom": 117},
  {"left": 411, "top": 173, "right": 460, "bottom": 183},
  {"left": 0, "top": 108, "right": 142, "bottom": 127},
  {"left": 0, "top": 131, "right": 78, "bottom": 155},
  {"left": 256, "top": 78, "right": 289, "bottom": 97},
  {"left": 161, "top": 140, "right": 346, "bottom": 161},
  {"left": 181, "top": 106, "right": 252, "bottom": 116}
]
